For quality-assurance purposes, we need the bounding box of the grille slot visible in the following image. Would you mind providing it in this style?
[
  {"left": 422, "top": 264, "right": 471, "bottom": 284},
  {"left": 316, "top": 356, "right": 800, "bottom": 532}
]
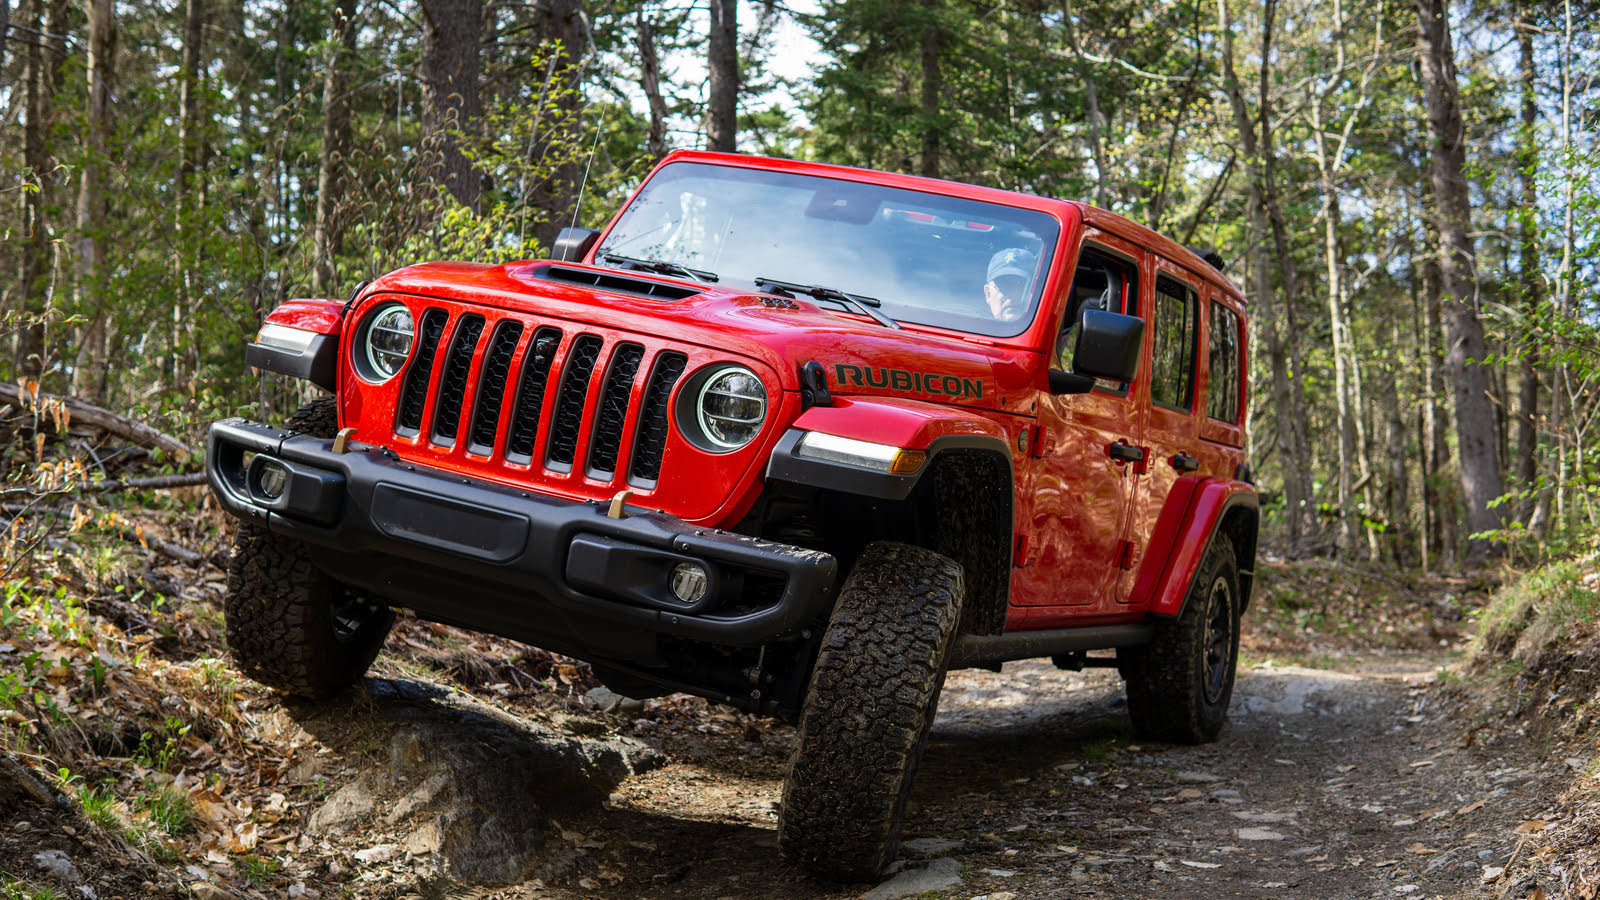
[
  {"left": 629, "top": 352, "right": 687, "bottom": 485},
  {"left": 468, "top": 320, "right": 524, "bottom": 455},
  {"left": 547, "top": 335, "right": 604, "bottom": 470},
  {"left": 431, "top": 315, "right": 485, "bottom": 445},
  {"left": 504, "top": 327, "right": 563, "bottom": 464},
  {"left": 587, "top": 343, "right": 645, "bottom": 477},
  {"left": 396, "top": 309, "right": 449, "bottom": 436}
]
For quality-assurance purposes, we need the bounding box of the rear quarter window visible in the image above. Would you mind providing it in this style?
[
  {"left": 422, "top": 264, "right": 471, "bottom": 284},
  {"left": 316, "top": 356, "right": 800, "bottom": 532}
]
[{"left": 1207, "top": 302, "right": 1242, "bottom": 424}]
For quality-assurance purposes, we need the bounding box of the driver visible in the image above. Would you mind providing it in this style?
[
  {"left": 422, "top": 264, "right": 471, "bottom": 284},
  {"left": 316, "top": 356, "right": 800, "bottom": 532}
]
[{"left": 984, "top": 248, "right": 1036, "bottom": 322}]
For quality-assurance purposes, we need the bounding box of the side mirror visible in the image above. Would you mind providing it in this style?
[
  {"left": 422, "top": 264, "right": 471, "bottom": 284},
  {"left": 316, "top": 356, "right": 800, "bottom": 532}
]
[
  {"left": 551, "top": 227, "right": 601, "bottom": 263},
  {"left": 1048, "top": 309, "right": 1144, "bottom": 395}
]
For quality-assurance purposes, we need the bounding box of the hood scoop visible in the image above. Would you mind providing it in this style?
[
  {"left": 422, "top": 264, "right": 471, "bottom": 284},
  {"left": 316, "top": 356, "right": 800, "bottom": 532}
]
[{"left": 532, "top": 264, "right": 702, "bottom": 301}]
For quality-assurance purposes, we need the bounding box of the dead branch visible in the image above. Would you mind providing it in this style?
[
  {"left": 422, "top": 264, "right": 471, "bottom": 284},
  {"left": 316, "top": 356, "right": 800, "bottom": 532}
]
[{"left": 0, "top": 383, "right": 193, "bottom": 461}]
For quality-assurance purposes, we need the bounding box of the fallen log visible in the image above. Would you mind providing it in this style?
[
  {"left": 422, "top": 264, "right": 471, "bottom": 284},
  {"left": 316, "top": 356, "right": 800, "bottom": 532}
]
[{"left": 0, "top": 383, "right": 193, "bottom": 462}]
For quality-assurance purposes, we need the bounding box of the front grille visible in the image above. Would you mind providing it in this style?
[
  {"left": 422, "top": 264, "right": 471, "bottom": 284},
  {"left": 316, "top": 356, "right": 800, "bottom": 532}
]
[{"left": 379, "top": 307, "right": 722, "bottom": 496}]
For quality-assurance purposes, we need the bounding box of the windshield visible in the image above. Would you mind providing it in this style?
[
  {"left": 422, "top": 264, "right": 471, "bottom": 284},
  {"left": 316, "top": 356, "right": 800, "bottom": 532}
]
[{"left": 594, "top": 162, "right": 1060, "bottom": 338}]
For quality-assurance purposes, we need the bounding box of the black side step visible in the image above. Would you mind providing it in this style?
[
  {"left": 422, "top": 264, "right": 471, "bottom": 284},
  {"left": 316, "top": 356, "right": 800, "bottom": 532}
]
[{"left": 949, "top": 624, "right": 1155, "bottom": 670}]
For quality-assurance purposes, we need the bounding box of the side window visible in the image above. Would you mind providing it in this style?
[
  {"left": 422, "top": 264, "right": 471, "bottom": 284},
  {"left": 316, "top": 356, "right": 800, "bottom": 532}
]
[
  {"left": 1055, "top": 248, "right": 1139, "bottom": 392},
  {"left": 1150, "top": 276, "right": 1198, "bottom": 411},
  {"left": 1208, "top": 301, "right": 1242, "bottom": 423}
]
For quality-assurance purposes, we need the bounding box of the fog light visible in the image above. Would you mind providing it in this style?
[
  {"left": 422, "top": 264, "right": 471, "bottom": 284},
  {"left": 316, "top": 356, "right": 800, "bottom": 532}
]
[
  {"left": 669, "top": 562, "right": 709, "bottom": 604},
  {"left": 251, "top": 457, "right": 289, "bottom": 501}
]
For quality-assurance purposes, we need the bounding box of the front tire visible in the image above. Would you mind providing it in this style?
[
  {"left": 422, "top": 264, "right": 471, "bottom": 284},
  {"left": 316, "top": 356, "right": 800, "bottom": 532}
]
[
  {"left": 779, "top": 542, "right": 964, "bottom": 882},
  {"left": 224, "top": 397, "right": 394, "bottom": 699},
  {"left": 1120, "top": 534, "right": 1240, "bottom": 744}
]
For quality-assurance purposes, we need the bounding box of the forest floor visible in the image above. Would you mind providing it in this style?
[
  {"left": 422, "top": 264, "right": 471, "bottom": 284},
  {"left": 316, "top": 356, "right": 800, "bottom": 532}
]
[{"left": 1, "top": 488, "right": 1597, "bottom": 900}]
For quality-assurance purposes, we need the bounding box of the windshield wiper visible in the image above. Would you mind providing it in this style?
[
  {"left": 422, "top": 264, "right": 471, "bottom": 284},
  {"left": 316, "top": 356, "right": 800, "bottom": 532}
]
[
  {"left": 754, "top": 277, "right": 901, "bottom": 329},
  {"left": 601, "top": 253, "right": 719, "bottom": 283}
]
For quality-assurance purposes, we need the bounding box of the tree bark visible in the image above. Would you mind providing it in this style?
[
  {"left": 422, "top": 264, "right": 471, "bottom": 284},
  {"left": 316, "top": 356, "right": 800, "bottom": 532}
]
[
  {"left": 917, "top": 0, "right": 941, "bottom": 178},
  {"left": 73, "top": 0, "right": 114, "bottom": 401},
  {"left": 1063, "top": 0, "right": 1106, "bottom": 206},
  {"left": 637, "top": 13, "right": 669, "bottom": 161},
  {"left": 1218, "top": 0, "right": 1304, "bottom": 553},
  {"left": 1415, "top": 0, "right": 1507, "bottom": 562},
  {"left": 520, "top": 0, "right": 586, "bottom": 253},
  {"left": 706, "top": 0, "right": 737, "bottom": 152},
  {"left": 172, "top": 0, "right": 207, "bottom": 387},
  {"left": 1419, "top": 209, "right": 1457, "bottom": 567},
  {"left": 15, "top": 0, "right": 67, "bottom": 383},
  {"left": 313, "top": 0, "right": 359, "bottom": 296},
  {"left": 422, "top": 0, "right": 484, "bottom": 210}
]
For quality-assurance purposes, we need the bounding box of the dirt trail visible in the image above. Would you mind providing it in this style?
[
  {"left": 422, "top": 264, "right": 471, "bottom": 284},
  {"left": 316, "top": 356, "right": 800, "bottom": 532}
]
[{"left": 516, "top": 651, "right": 1564, "bottom": 900}]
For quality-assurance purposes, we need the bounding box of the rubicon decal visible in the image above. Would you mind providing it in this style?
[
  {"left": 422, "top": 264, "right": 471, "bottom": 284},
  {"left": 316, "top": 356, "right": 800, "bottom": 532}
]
[{"left": 833, "top": 364, "right": 983, "bottom": 399}]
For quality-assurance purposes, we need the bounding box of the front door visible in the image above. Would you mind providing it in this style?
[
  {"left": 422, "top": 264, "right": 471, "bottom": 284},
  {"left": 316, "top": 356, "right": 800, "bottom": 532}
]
[{"left": 1011, "top": 235, "right": 1144, "bottom": 611}]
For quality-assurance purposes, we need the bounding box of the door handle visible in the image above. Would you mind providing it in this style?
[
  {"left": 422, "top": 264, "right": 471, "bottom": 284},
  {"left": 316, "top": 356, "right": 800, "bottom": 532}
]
[
  {"left": 1170, "top": 453, "right": 1200, "bottom": 472},
  {"left": 1108, "top": 442, "right": 1145, "bottom": 463}
]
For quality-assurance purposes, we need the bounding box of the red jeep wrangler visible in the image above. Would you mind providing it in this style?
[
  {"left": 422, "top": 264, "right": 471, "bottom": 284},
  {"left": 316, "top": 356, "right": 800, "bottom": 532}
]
[{"left": 208, "top": 151, "right": 1257, "bottom": 881}]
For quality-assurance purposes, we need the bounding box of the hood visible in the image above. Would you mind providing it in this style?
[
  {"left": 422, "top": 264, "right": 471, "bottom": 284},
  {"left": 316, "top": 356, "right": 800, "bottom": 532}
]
[{"left": 364, "top": 260, "right": 1040, "bottom": 412}]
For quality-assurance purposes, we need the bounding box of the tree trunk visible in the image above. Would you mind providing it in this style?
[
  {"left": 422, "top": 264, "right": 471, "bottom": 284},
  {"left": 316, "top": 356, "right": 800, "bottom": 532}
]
[
  {"left": 917, "top": 0, "right": 941, "bottom": 178},
  {"left": 1063, "top": 0, "right": 1106, "bottom": 207},
  {"left": 172, "top": 0, "right": 207, "bottom": 388},
  {"left": 73, "top": 0, "right": 114, "bottom": 401},
  {"left": 1419, "top": 212, "right": 1457, "bottom": 567},
  {"left": 521, "top": 0, "right": 586, "bottom": 253},
  {"left": 637, "top": 13, "right": 669, "bottom": 161},
  {"left": 422, "top": 0, "right": 484, "bottom": 210},
  {"left": 706, "top": 0, "right": 737, "bottom": 152},
  {"left": 1218, "top": 0, "right": 1306, "bottom": 554},
  {"left": 1251, "top": 0, "right": 1316, "bottom": 552},
  {"left": 1385, "top": 350, "right": 1414, "bottom": 567},
  {"left": 312, "top": 0, "right": 359, "bottom": 296},
  {"left": 1415, "top": 0, "right": 1507, "bottom": 562},
  {"left": 15, "top": 0, "right": 67, "bottom": 383}
]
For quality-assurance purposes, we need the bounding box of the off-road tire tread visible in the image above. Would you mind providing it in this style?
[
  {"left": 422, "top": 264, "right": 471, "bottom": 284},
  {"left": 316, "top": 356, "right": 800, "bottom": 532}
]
[
  {"left": 1122, "top": 534, "right": 1239, "bottom": 744},
  {"left": 779, "top": 541, "right": 964, "bottom": 882},
  {"left": 224, "top": 397, "right": 393, "bottom": 699}
]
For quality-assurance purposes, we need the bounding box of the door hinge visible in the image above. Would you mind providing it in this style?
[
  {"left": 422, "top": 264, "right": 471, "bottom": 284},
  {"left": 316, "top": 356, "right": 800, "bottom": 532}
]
[
  {"left": 1029, "top": 424, "right": 1046, "bottom": 459},
  {"left": 1117, "top": 540, "right": 1136, "bottom": 570}
]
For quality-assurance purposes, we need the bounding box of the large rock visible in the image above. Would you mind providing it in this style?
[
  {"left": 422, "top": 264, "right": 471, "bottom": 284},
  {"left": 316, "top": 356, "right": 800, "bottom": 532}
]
[{"left": 298, "top": 678, "right": 663, "bottom": 884}]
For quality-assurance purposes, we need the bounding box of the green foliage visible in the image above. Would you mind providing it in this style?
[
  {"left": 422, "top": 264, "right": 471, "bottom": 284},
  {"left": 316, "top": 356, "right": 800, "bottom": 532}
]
[
  {"left": 77, "top": 785, "right": 127, "bottom": 837},
  {"left": 0, "top": 877, "right": 66, "bottom": 900},
  {"left": 234, "top": 853, "right": 281, "bottom": 884},
  {"left": 1474, "top": 557, "right": 1600, "bottom": 661},
  {"left": 137, "top": 786, "right": 197, "bottom": 838}
]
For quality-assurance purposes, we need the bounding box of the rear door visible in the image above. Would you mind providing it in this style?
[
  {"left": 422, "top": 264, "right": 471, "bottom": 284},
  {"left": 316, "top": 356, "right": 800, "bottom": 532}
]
[{"left": 1118, "top": 262, "right": 1204, "bottom": 601}]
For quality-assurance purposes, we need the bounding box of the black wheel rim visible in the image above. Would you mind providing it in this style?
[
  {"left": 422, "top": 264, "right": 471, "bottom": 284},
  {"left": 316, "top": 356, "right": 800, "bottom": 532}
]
[
  {"left": 330, "top": 588, "right": 379, "bottom": 643},
  {"left": 1201, "top": 576, "right": 1234, "bottom": 705}
]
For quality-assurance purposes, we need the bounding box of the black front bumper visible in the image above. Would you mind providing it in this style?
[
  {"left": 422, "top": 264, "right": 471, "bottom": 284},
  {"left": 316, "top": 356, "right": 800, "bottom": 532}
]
[{"left": 207, "top": 418, "right": 838, "bottom": 655}]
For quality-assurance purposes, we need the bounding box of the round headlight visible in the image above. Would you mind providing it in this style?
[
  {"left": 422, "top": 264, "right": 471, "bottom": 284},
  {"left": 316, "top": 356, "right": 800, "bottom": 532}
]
[
  {"left": 359, "top": 303, "right": 414, "bottom": 382},
  {"left": 695, "top": 365, "right": 767, "bottom": 450}
]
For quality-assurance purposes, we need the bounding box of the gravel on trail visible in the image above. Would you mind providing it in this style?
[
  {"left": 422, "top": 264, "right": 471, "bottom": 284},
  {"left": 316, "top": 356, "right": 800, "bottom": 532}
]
[{"left": 493, "top": 651, "right": 1563, "bottom": 900}]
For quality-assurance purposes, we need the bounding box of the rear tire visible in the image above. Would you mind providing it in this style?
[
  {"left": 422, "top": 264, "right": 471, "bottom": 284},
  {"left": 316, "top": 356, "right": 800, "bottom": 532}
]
[
  {"left": 1120, "top": 534, "right": 1240, "bottom": 744},
  {"left": 779, "top": 541, "right": 964, "bottom": 882},
  {"left": 224, "top": 397, "right": 394, "bottom": 699}
]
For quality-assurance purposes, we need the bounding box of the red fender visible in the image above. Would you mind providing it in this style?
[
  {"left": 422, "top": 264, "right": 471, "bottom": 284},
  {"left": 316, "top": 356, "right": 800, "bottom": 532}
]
[
  {"left": 788, "top": 395, "right": 1010, "bottom": 451},
  {"left": 1132, "top": 477, "right": 1258, "bottom": 618},
  {"left": 263, "top": 298, "right": 343, "bottom": 334}
]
